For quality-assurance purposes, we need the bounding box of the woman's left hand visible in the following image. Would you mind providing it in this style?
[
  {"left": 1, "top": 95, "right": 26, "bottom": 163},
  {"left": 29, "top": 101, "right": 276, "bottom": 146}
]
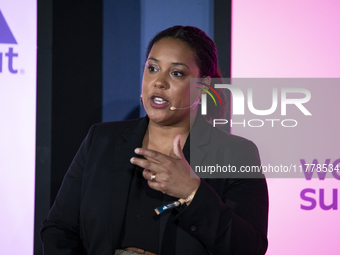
[{"left": 130, "top": 134, "right": 201, "bottom": 198}]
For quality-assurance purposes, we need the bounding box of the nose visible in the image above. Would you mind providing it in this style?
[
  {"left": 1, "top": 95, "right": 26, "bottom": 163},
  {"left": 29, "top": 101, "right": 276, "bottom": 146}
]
[
  {"left": 154, "top": 81, "right": 166, "bottom": 89},
  {"left": 153, "top": 73, "right": 169, "bottom": 90}
]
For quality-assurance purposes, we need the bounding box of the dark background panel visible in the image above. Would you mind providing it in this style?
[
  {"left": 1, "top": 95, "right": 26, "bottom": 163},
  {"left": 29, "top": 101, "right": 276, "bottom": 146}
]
[
  {"left": 214, "top": 0, "right": 231, "bottom": 78},
  {"left": 35, "top": 0, "right": 53, "bottom": 254},
  {"left": 51, "top": 0, "right": 103, "bottom": 203},
  {"left": 214, "top": 0, "right": 231, "bottom": 132},
  {"left": 35, "top": 1, "right": 102, "bottom": 254}
]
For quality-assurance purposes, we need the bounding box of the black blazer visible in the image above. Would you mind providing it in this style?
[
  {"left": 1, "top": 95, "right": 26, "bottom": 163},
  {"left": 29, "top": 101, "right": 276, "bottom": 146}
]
[{"left": 40, "top": 115, "right": 268, "bottom": 255}]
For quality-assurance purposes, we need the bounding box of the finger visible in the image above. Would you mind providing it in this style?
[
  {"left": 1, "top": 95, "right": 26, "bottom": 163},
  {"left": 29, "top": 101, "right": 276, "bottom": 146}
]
[
  {"left": 130, "top": 157, "right": 161, "bottom": 173},
  {"left": 147, "top": 180, "right": 164, "bottom": 193},
  {"left": 143, "top": 171, "right": 165, "bottom": 193},
  {"left": 173, "top": 134, "right": 184, "bottom": 159},
  {"left": 142, "top": 169, "right": 157, "bottom": 181},
  {"left": 134, "top": 148, "right": 169, "bottom": 162}
]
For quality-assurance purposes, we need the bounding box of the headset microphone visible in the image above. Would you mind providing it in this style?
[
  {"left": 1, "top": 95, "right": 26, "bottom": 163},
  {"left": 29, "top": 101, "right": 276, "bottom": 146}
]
[{"left": 170, "top": 97, "right": 200, "bottom": 111}]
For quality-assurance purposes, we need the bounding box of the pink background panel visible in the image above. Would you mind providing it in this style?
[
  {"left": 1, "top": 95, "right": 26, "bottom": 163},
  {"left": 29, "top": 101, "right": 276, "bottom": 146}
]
[{"left": 232, "top": 1, "right": 340, "bottom": 254}]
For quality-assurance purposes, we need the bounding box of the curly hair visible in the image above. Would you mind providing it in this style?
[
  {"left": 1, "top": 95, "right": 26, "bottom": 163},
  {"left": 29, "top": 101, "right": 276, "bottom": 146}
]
[{"left": 145, "top": 26, "right": 228, "bottom": 122}]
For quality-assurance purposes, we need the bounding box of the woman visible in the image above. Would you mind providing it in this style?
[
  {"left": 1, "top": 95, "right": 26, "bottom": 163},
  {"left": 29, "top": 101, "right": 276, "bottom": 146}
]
[{"left": 41, "top": 26, "right": 268, "bottom": 255}]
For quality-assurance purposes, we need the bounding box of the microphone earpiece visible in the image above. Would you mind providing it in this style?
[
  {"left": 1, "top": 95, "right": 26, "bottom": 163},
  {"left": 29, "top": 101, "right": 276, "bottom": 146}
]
[{"left": 170, "top": 97, "right": 200, "bottom": 111}]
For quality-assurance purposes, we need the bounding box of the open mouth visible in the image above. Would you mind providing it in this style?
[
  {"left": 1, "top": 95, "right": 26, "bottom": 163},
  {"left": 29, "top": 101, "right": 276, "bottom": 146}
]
[
  {"left": 151, "top": 95, "right": 169, "bottom": 104},
  {"left": 153, "top": 96, "right": 168, "bottom": 104},
  {"left": 150, "top": 95, "right": 170, "bottom": 108}
]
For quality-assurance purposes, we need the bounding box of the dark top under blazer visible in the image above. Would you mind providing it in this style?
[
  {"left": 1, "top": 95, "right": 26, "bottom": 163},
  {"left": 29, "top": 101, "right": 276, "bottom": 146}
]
[{"left": 40, "top": 115, "right": 269, "bottom": 255}]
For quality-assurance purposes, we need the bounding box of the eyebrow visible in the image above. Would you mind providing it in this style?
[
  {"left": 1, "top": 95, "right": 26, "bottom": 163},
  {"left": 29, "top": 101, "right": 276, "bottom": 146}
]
[{"left": 148, "top": 57, "right": 190, "bottom": 69}]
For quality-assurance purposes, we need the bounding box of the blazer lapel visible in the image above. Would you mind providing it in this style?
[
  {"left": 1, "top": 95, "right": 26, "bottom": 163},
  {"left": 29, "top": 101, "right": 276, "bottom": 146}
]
[
  {"left": 107, "top": 117, "right": 149, "bottom": 251},
  {"left": 158, "top": 115, "right": 212, "bottom": 253},
  {"left": 190, "top": 114, "right": 212, "bottom": 168}
]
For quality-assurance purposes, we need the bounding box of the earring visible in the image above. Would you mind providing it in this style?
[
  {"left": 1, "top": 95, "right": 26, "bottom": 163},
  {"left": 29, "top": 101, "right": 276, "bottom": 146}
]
[{"left": 140, "top": 94, "right": 143, "bottom": 105}]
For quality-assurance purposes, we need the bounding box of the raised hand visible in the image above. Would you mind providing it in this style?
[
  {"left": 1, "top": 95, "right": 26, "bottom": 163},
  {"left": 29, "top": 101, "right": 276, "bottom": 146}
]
[{"left": 130, "top": 134, "right": 201, "bottom": 198}]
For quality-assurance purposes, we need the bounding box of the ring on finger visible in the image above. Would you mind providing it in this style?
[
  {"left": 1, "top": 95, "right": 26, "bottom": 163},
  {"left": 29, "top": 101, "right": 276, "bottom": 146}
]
[{"left": 150, "top": 173, "right": 156, "bottom": 181}]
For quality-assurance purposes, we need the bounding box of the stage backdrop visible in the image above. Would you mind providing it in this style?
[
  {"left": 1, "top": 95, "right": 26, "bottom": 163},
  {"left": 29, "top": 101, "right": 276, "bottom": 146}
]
[
  {"left": 232, "top": 1, "right": 340, "bottom": 254},
  {"left": 0, "top": 0, "right": 36, "bottom": 254}
]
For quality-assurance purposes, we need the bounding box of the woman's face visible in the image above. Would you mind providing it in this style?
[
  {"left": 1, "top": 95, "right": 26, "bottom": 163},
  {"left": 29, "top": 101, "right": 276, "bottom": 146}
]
[{"left": 142, "top": 37, "right": 201, "bottom": 126}]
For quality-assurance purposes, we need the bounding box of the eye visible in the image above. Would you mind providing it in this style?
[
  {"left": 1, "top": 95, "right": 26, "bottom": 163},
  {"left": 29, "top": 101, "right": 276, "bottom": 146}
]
[
  {"left": 148, "top": 65, "right": 158, "bottom": 73},
  {"left": 172, "top": 70, "right": 184, "bottom": 77}
]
